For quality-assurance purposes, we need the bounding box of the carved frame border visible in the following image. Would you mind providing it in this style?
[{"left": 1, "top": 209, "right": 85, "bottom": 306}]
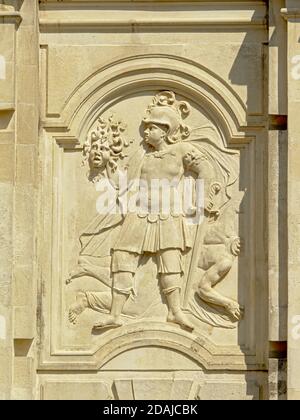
[{"left": 38, "top": 52, "right": 267, "bottom": 371}]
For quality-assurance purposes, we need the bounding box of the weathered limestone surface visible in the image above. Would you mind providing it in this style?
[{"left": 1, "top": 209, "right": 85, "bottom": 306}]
[
  {"left": 0, "top": 0, "right": 298, "bottom": 400},
  {"left": 284, "top": 0, "right": 300, "bottom": 401}
]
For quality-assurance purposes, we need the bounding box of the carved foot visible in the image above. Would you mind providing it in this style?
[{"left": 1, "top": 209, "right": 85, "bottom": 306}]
[
  {"left": 66, "top": 266, "right": 86, "bottom": 285},
  {"left": 66, "top": 268, "right": 79, "bottom": 285},
  {"left": 168, "top": 310, "right": 194, "bottom": 331},
  {"left": 68, "top": 292, "right": 88, "bottom": 324},
  {"left": 93, "top": 315, "right": 124, "bottom": 330},
  {"left": 66, "top": 274, "right": 73, "bottom": 285},
  {"left": 225, "top": 300, "right": 244, "bottom": 321}
]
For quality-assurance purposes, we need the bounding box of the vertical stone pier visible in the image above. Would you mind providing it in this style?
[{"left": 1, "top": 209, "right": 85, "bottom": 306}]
[{"left": 0, "top": 0, "right": 39, "bottom": 399}]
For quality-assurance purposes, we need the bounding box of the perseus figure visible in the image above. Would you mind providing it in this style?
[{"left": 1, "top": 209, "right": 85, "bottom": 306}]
[
  {"left": 68, "top": 91, "right": 242, "bottom": 331},
  {"left": 94, "top": 92, "right": 216, "bottom": 330}
]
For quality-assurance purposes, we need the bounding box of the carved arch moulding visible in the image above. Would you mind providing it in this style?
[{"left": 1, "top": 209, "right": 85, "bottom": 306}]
[
  {"left": 41, "top": 54, "right": 263, "bottom": 147},
  {"left": 38, "top": 54, "right": 267, "bottom": 371}
]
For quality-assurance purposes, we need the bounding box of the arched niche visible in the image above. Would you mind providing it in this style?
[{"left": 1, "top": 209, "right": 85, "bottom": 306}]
[
  {"left": 42, "top": 54, "right": 253, "bottom": 148},
  {"left": 38, "top": 54, "right": 264, "bottom": 372}
]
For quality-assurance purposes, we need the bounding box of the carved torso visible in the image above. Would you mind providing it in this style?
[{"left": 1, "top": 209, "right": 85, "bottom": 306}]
[{"left": 140, "top": 145, "right": 185, "bottom": 184}]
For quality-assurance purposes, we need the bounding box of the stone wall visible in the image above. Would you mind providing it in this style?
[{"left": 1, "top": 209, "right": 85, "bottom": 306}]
[{"left": 0, "top": 0, "right": 298, "bottom": 400}]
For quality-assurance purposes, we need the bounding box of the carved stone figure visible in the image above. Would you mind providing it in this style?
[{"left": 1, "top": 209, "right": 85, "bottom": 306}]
[
  {"left": 82, "top": 115, "right": 129, "bottom": 183},
  {"left": 183, "top": 151, "right": 243, "bottom": 321},
  {"left": 68, "top": 91, "right": 243, "bottom": 332},
  {"left": 197, "top": 213, "right": 242, "bottom": 321}
]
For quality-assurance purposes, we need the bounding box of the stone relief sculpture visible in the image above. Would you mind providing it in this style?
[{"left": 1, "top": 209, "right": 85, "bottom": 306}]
[
  {"left": 67, "top": 91, "right": 243, "bottom": 331},
  {"left": 82, "top": 114, "right": 130, "bottom": 183}
]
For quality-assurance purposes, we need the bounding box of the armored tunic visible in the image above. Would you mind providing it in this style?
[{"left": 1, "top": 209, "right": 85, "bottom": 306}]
[{"left": 112, "top": 146, "right": 193, "bottom": 255}]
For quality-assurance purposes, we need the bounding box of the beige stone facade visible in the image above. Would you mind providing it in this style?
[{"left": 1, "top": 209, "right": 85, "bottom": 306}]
[{"left": 0, "top": 0, "right": 299, "bottom": 400}]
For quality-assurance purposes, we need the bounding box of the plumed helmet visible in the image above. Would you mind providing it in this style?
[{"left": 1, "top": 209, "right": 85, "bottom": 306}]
[{"left": 143, "top": 91, "right": 191, "bottom": 143}]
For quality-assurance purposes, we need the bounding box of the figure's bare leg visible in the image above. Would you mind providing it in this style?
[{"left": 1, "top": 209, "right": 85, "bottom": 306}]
[
  {"left": 94, "top": 272, "right": 132, "bottom": 329},
  {"left": 66, "top": 262, "right": 111, "bottom": 287},
  {"left": 69, "top": 292, "right": 88, "bottom": 324},
  {"left": 161, "top": 274, "right": 194, "bottom": 331},
  {"left": 197, "top": 256, "right": 243, "bottom": 321}
]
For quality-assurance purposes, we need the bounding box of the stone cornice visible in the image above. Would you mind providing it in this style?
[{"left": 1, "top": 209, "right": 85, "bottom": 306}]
[
  {"left": 39, "top": 2, "right": 267, "bottom": 28},
  {"left": 281, "top": 8, "right": 300, "bottom": 20},
  {"left": 0, "top": 11, "right": 22, "bottom": 23},
  {"left": 39, "top": 0, "right": 265, "bottom": 2},
  {"left": 39, "top": 17, "right": 266, "bottom": 28}
]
